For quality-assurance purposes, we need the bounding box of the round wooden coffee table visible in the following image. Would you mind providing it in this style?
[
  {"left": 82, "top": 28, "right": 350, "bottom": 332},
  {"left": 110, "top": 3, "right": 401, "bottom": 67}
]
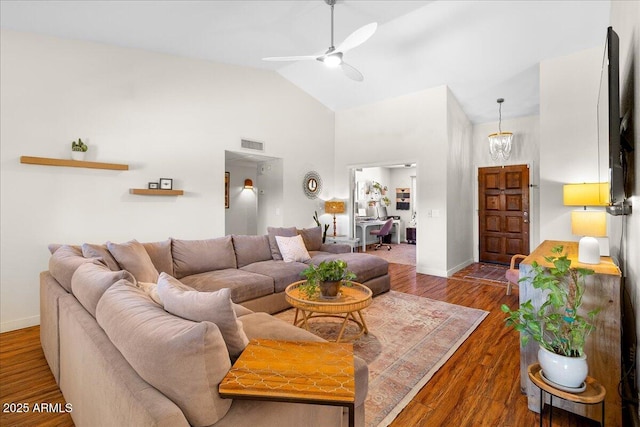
[{"left": 285, "top": 280, "right": 372, "bottom": 342}]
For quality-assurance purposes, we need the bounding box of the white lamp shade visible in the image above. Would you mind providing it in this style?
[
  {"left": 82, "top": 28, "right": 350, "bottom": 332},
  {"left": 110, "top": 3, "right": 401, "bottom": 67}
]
[
  {"left": 571, "top": 210, "right": 606, "bottom": 265},
  {"left": 571, "top": 210, "right": 607, "bottom": 237}
]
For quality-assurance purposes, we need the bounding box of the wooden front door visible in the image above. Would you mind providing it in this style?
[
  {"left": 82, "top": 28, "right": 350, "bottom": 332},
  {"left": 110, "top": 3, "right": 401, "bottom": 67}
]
[{"left": 478, "top": 164, "right": 530, "bottom": 264}]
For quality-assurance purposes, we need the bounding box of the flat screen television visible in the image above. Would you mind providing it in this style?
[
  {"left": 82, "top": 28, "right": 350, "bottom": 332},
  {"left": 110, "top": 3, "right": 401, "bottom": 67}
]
[{"left": 600, "top": 26, "right": 633, "bottom": 214}]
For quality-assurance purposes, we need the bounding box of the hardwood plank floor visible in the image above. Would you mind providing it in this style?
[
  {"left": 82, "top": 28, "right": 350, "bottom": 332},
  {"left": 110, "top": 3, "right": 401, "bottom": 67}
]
[{"left": 0, "top": 263, "right": 602, "bottom": 426}]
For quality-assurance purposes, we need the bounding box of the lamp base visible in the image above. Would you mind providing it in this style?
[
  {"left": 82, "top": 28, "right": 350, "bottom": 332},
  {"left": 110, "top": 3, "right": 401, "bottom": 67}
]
[{"left": 578, "top": 236, "right": 601, "bottom": 264}]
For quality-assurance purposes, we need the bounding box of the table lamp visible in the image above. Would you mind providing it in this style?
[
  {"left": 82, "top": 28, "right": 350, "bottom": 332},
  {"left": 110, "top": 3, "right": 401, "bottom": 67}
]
[
  {"left": 325, "top": 200, "right": 345, "bottom": 237},
  {"left": 571, "top": 210, "right": 607, "bottom": 264}
]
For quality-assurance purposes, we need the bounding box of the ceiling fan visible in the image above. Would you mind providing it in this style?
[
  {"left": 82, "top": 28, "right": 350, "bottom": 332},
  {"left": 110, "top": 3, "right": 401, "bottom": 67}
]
[{"left": 262, "top": 0, "right": 377, "bottom": 82}]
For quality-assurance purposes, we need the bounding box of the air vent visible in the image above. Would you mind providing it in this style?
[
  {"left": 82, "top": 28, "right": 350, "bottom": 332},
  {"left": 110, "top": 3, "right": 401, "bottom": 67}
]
[{"left": 241, "top": 139, "right": 264, "bottom": 151}]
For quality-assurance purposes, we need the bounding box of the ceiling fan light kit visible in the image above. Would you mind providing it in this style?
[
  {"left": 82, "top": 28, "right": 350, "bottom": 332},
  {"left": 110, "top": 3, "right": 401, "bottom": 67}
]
[{"left": 262, "top": 0, "right": 376, "bottom": 81}]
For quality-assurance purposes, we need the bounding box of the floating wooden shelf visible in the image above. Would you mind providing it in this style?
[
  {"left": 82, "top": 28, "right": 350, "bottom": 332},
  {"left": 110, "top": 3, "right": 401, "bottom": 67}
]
[
  {"left": 130, "top": 189, "right": 184, "bottom": 196},
  {"left": 20, "top": 156, "right": 129, "bottom": 170}
]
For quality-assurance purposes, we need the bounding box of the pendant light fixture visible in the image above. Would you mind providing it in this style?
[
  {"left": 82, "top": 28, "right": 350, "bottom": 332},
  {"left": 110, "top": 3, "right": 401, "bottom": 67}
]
[{"left": 488, "top": 98, "right": 513, "bottom": 161}]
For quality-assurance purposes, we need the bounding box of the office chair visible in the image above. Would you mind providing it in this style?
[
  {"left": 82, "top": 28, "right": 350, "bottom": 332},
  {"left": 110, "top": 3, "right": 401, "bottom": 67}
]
[
  {"left": 505, "top": 254, "right": 527, "bottom": 295},
  {"left": 370, "top": 219, "right": 393, "bottom": 251}
]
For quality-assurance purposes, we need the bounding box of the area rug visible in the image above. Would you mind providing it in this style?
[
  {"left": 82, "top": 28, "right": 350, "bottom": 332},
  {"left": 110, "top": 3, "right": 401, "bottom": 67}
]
[
  {"left": 463, "top": 263, "right": 509, "bottom": 284},
  {"left": 364, "top": 243, "right": 416, "bottom": 266},
  {"left": 275, "top": 291, "right": 488, "bottom": 427}
]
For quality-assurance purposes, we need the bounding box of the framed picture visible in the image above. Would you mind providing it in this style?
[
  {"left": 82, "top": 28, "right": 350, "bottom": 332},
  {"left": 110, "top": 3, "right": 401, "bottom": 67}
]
[
  {"left": 159, "top": 178, "right": 173, "bottom": 190},
  {"left": 148, "top": 182, "right": 159, "bottom": 189},
  {"left": 225, "top": 172, "right": 230, "bottom": 208}
]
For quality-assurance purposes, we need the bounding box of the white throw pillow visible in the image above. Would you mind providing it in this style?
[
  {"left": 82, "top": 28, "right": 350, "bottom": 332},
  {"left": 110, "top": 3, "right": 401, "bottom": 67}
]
[
  {"left": 156, "top": 272, "right": 249, "bottom": 359},
  {"left": 275, "top": 234, "right": 311, "bottom": 263}
]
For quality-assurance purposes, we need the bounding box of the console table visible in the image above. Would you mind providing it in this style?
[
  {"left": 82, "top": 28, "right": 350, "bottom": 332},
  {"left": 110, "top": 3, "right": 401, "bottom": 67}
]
[{"left": 518, "top": 240, "right": 621, "bottom": 425}]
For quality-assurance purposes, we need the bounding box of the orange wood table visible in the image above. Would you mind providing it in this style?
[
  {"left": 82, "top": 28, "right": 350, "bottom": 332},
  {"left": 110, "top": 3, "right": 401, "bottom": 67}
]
[{"left": 219, "top": 339, "right": 356, "bottom": 426}]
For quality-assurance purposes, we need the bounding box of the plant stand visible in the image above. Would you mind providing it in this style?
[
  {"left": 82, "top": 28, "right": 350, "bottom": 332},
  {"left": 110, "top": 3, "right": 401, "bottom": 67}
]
[{"left": 528, "top": 363, "right": 606, "bottom": 426}]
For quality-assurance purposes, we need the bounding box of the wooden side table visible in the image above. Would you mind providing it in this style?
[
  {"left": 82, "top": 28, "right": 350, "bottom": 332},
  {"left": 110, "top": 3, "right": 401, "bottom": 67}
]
[
  {"left": 528, "top": 363, "right": 606, "bottom": 426},
  {"left": 219, "top": 339, "right": 356, "bottom": 426}
]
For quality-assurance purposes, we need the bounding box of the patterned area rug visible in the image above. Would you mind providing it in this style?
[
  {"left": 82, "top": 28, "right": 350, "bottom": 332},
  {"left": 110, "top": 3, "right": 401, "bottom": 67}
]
[
  {"left": 275, "top": 291, "right": 488, "bottom": 427},
  {"left": 463, "top": 263, "right": 509, "bottom": 284}
]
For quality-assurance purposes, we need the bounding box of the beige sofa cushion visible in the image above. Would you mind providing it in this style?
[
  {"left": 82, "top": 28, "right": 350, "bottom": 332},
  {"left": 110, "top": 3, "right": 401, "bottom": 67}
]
[
  {"left": 171, "top": 236, "right": 237, "bottom": 279},
  {"left": 142, "top": 239, "right": 174, "bottom": 276},
  {"left": 96, "top": 280, "right": 232, "bottom": 427},
  {"left": 81, "top": 243, "right": 120, "bottom": 271},
  {"left": 49, "top": 245, "right": 93, "bottom": 292},
  {"left": 157, "top": 273, "right": 249, "bottom": 359},
  {"left": 107, "top": 240, "right": 159, "bottom": 283},
  {"left": 267, "top": 226, "right": 297, "bottom": 260},
  {"left": 232, "top": 235, "right": 272, "bottom": 268},
  {"left": 71, "top": 262, "right": 136, "bottom": 317},
  {"left": 298, "top": 226, "right": 323, "bottom": 251}
]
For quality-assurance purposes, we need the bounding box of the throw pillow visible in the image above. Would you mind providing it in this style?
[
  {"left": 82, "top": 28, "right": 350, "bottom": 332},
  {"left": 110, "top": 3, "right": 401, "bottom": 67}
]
[
  {"left": 137, "top": 281, "right": 163, "bottom": 306},
  {"left": 171, "top": 236, "right": 236, "bottom": 279},
  {"left": 267, "top": 226, "right": 297, "bottom": 260},
  {"left": 298, "top": 226, "right": 323, "bottom": 251},
  {"left": 107, "top": 240, "right": 159, "bottom": 283},
  {"left": 157, "top": 273, "right": 249, "bottom": 359},
  {"left": 275, "top": 234, "right": 311, "bottom": 263},
  {"left": 81, "top": 243, "right": 121, "bottom": 271},
  {"left": 142, "top": 239, "right": 174, "bottom": 276},
  {"left": 48, "top": 245, "right": 93, "bottom": 292}
]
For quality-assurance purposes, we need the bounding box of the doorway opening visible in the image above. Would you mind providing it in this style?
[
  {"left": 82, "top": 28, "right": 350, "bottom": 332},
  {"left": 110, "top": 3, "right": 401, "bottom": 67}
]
[{"left": 225, "top": 151, "right": 282, "bottom": 236}]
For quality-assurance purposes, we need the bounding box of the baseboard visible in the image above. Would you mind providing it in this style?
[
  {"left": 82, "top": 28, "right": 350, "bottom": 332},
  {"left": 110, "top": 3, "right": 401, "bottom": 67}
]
[
  {"left": 416, "top": 265, "right": 448, "bottom": 277},
  {"left": 447, "top": 259, "right": 475, "bottom": 277},
  {"left": 1, "top": 315, "right": 40, "bottom": 333}
]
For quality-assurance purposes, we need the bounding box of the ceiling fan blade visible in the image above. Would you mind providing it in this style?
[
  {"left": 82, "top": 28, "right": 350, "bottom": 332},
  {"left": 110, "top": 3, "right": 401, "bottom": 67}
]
[
  {"left": 341, "top": 62, "right": 364, "bottom": 82},
  {"left": 335, "top": 22, "right": 377, "bottom": 54},
  {"left": 262, "top": 55, "right": 318, "bottom": 62}
]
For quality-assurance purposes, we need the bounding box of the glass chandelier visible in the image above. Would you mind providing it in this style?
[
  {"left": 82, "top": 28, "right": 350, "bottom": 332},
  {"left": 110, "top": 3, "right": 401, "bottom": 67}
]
[{"left": 488, "top": 98, "right": 513, "bottom": 161}]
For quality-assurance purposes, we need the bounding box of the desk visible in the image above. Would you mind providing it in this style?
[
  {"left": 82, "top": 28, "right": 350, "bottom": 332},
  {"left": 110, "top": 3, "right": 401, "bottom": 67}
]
[
  {"left": 519, "top": 240, "right": 621, "bottom": 425},
  {"left": 355, "top": 220, "right": 400, "bottom": 252}
]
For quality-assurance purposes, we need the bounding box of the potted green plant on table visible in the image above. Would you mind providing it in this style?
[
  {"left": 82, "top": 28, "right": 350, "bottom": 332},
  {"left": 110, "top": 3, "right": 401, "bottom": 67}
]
[
  {"left": 71, "top": 138, "right": 88, "bottom": 161},
  {"left": 501, "top": 245, "right": 600, "bottom": 389},
  {"left": 300, "top": 259, "right": 356, "bottom": 299}
]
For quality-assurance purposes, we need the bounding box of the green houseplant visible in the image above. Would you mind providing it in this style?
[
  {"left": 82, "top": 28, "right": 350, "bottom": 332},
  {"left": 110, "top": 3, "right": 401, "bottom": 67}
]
[
  {"left": 300, "top": 259, "right": 356, "bottom": 299},
  {"left": 501, "top": 245, "right": 600, "bottom": 388},
  {"left": 71, "top": 138, "right": 88, "bottom": 161}
]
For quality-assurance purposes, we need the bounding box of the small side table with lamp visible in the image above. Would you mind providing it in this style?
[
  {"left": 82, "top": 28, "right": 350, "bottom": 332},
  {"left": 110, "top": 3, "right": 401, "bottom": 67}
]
[{"left": 325, "top": 200, "right": 345, "bottom": 238}]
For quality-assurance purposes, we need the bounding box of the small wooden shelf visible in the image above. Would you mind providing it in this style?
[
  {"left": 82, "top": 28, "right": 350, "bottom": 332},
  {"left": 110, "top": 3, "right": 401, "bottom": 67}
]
[
  {"left": 130, "top": 189, "right": 184, "bottom": 196},
  {"left": 20, "top": 156, "right": 128, "bottom": 170}
]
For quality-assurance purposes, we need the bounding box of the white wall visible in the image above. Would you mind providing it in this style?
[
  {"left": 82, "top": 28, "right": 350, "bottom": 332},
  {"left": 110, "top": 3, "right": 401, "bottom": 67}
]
[
  {"left": 472, "top": 114, "right": 541, "bottom": 260},
  {"left": 224, "top": 164, "right": 258, "bottom": 236},
  {"left": 539, "top": 46, "right": 604, "bottom": 243},
  {"left": 446, "top": 89, "right": 474, "bottom": 273},
  {"left": 335, "top": 86, "right": 454, "bottom": 277},
  {"left": 0, "top": 30, "right": 335, "bottom": 331},
  {"left": 389, "top": 167, "right": 416, "bottom": 242}
]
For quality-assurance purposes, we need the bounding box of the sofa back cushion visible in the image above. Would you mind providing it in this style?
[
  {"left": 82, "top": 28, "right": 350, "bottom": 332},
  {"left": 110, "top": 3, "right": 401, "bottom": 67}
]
[
  {"left": 71, "top": 262, "right": 136, "bottom": 317},
  {"left": 298, "top": 226, "right": 323, "bottom": 251},
  {"left": 141, "top": 239, "right": 174, "bottom": 276},
  {"left": 96, "top": 280, "right": 232, "bottom": 427},
  {"left": 157, "top": 273, "right": 249, "bottom": 359},
  {"left": 267, "top": 227, "right": 297, "bottom": 260},
  {"left": 81, "top": 243, "right": 121, "bottom": 271},
  {"left": 107, "top": 240, "right": 159, "bottom": 283},
  {"left": 171, "top": 236, "right": 236, "bottom": 279},
  {"left": 232, "top": 235, "right": 272, "bottom": 268},
  {"left": 49, "top": 245, "right": 93, "bottom": 292}
]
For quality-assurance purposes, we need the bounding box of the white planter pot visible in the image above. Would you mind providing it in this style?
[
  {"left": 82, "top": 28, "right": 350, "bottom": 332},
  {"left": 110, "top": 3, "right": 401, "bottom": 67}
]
[
  {"left": 538, "top": 345, "right": 588, "bottom": 388},
  {"left": 71, "top": 151, "right": 86, "bottom": 161}
]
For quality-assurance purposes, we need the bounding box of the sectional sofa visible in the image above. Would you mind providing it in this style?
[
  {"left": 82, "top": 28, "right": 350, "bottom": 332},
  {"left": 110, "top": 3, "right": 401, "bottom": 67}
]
[{"left": 40, "top": 226, "right": 390, "bottom": 426}]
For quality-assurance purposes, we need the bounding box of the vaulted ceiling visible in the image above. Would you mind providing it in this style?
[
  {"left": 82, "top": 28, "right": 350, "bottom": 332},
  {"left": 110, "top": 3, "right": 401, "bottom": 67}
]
[{"left": 0, "top": 0, "right": 611, "bottom": 123}]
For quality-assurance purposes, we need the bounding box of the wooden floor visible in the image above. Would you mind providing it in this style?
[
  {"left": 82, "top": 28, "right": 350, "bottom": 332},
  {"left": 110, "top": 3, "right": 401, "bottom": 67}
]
[{"left": 0, "top": 263, "right": 602, "bottom": 427}]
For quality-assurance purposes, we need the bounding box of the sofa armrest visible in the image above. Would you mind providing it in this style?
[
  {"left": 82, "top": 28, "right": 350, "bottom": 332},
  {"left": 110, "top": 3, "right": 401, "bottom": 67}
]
[{"left": 319, "top": 243, "right": 351, "bottom": 254}]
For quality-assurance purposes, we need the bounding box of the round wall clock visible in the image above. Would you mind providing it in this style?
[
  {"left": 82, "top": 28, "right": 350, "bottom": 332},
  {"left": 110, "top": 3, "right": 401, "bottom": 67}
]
[{"left": 303, "top": 171, "right": 323, "bottom": 199}]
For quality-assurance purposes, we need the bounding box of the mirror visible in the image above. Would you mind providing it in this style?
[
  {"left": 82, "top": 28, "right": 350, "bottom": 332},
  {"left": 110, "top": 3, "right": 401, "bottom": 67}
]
[{"left": 303, "top": 171, "right": 322, "bottom": 199}]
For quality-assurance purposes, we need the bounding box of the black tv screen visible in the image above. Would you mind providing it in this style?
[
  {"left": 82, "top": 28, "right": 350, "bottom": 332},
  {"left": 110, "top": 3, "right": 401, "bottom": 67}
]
[{"left": 599, "top": 26, "right": 624, "bottom": 205}]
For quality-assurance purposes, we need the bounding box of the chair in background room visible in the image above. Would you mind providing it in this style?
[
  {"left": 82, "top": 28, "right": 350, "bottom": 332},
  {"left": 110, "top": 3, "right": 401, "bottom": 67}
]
[
  {"left": 370, "top": 219, "right": 394, "bottom": 251},
  {"left": 505, "top": 254, "right": 527, "bottom": 295}
]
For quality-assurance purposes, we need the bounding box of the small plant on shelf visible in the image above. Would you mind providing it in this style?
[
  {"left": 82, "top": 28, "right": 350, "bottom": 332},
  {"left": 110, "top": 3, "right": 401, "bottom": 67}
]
[
  {"left": 299, "top": 260, "right": 356, "bottom": 299},
  {"left": 71, "top": 138, "right": 88, "bottom": 152}
]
